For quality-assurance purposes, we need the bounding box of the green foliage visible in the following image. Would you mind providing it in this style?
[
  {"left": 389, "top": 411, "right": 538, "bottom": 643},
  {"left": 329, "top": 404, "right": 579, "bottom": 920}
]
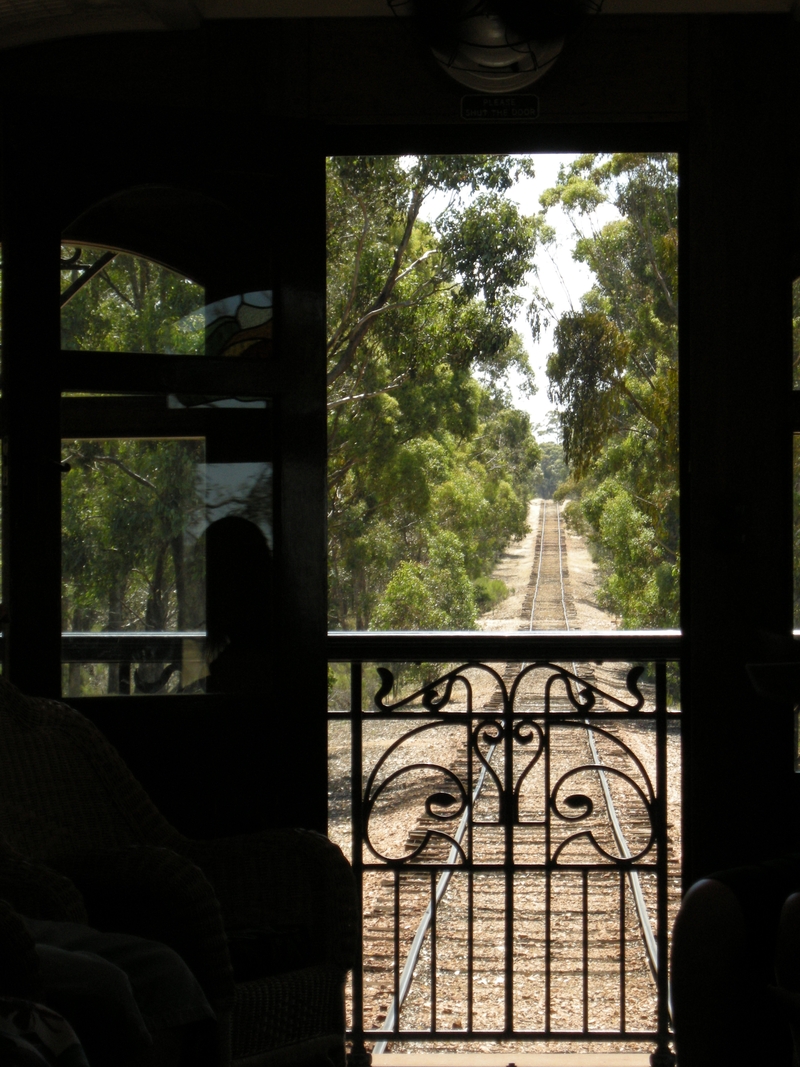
[
  {"left": 473, "top": 576, "right": 509, "bottom": 612},
  {"left": 371, "top": 532, "right": 478, "bottom": 631},
  {"left": 581, "top": 481, "right": 676, "bottom": 628},
  {"left": 327, "top": 155, "right": 543, "bottom": 631},
  {"left": 62, "top": 438, "right": 204, "bottom": 630},
  {"left": 561, "top": 497, "right": 588, "bottom": 535},
  {"left": 62, "top": 436, "right": 205, "bottom": 695},
  {"left": 547, "top": 311, "right": 630, "bottom": 477},
  {"left": 542, "top": 153, "right": 679, "bottom": 629},
  {"left": 60, "top": 250, "right": 208, "bottom": 695},
  {"left": 61, "top": 250, "right": 204, "bottom": 353},
  {"left": 532, "top": 441, "right": 569, "bottom": 499}
]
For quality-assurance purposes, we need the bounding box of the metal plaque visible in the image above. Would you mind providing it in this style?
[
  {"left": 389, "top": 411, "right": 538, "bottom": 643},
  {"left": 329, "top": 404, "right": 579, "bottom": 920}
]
[{"left": 460, "top": 94, "right": 540, "bottom": 121}]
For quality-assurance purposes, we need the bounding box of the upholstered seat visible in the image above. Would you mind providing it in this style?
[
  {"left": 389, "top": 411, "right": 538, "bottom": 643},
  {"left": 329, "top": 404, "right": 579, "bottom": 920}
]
[{"left": 0, "top": 677, "right": 356, "bottom": 1066}]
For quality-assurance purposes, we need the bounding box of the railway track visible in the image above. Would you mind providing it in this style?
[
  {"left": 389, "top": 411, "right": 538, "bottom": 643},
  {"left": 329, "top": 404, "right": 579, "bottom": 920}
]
[{"left": 330, "top": 499, "right": 680, "bottom": 1056}]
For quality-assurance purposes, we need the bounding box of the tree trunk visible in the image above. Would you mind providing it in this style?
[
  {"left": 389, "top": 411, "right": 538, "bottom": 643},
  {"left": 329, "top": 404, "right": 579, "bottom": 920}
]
[{"left": 106, "top": 581, "right": 124, "bottom": 695}]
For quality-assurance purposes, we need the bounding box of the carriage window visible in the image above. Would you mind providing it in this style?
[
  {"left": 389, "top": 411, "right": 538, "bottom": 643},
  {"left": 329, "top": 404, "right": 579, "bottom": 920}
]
[
  {"left": 59, "top": 235, "right": 274, "bottom": 695},
  {"left": 61, "top": 246, "right": 205, "bottom": 354},
  {"left": 61, "top": 396, "right": 273, "bottom": 697},
  {"left": 60, "top": 245, "right": 273, "bottom": 359},
  {"left": 61, "top": 434, "right": 206, "bottom": 696}
]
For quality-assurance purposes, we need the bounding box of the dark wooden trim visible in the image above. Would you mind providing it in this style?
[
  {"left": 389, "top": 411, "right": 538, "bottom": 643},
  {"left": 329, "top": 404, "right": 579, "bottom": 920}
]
[
  {"left": 1, "top": 104, "right": 63, "bottom": 696},
  {"left": 60, "top": 353, "right": 275, "bottom": 397},
  {"left": 61, "top": 395, "right": 272, "bottom": 442}
]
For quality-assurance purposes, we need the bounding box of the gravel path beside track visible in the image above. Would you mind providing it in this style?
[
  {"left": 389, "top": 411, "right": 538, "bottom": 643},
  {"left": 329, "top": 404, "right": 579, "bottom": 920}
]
[{"left": 329, "top": 499, "right": 681, "bottom": 1059}]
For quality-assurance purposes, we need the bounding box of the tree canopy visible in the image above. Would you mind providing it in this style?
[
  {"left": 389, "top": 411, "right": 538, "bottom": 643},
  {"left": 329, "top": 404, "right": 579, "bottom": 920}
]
[
  {"left": 60, "top": 252, "right": 208, "bottom": 694},
  {"left": 61, "top": 248, "right": 204, "bottom": 354},
  {"left": 327, "top": 154, "right": 543, "bottom": 631},
  {"left": 541, "top": 152, "right": 679, "bottom": 629},
  {"left": 532, "top": 440, "right": 569, "bottom": 500}
]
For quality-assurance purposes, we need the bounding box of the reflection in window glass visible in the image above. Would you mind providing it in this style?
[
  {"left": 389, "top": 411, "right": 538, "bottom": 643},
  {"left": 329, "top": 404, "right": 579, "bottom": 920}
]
[
  {"left": 203, "top": 462, "right": 273, "bottom": 544},
  {"left": 204, "top": 291, "right": 273, "bottom": 359},
  {"left": 61, "top": 438, "right": 206, "bottom": 696},
  {"left": 60, "top": 244, "right": 274, "bottom": 359},
  {"left": 61, "top": 435, "right": 274, "bottom": 696}
]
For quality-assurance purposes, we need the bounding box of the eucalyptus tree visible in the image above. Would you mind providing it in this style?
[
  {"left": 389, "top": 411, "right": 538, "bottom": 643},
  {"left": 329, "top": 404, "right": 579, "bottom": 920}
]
[
  {"left": 533, "top": 440, "right": 569, "bottom": 499},
  {"left": 61, "top": 248, "right": 204, "bottom": 354},
  {"left": 60, "top": 252, "right": 206, "bottom": 693},
  {"left": 327, "top": 154, "right": 542, "bottom": 631},
  {"left": 61, "top": 436, "right": 205, "bottom": 694},
  {"left": 542, "top": 152, "right": 679, "bottom": 629}
]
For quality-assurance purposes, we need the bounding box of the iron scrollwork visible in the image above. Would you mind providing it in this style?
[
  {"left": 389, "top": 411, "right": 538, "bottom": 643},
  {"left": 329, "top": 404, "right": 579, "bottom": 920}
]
[
  {"left": 364, "top": 660, "right": 656, "bottom": 867},
  {"left": 363, "top": 719, "right": 470, "bottom": 865}
]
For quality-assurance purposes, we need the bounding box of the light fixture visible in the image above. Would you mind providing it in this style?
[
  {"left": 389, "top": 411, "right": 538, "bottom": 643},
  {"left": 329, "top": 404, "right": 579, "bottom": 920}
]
[{"left": 389, "top": 0, "right": 602, "bottom": 93}]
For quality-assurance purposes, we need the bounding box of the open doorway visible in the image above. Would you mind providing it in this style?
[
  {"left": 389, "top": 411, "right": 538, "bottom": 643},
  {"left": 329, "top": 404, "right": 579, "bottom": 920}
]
[{"left": 327, "top": 152, "right": 680, "bottom": 1062}]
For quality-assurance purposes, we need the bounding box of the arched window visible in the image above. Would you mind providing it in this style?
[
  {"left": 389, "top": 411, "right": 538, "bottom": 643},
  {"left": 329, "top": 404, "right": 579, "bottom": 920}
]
[{"left": 55, "top": 187, "right": 274, "bottom": 697}]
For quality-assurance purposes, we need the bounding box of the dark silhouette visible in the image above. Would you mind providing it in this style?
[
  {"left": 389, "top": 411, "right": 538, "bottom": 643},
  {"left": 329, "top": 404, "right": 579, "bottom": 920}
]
[{"left": 204, "top": 516, "right": 274, "bottom": 697}]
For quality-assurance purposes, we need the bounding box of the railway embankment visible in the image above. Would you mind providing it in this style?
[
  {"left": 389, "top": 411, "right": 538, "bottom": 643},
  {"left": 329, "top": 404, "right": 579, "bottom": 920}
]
[
  {"left": 329, "top": 499, "right": 680, "bottom": 1062},
  {"left": 478, "top": 498, "right": 618, "bottom": 634}
]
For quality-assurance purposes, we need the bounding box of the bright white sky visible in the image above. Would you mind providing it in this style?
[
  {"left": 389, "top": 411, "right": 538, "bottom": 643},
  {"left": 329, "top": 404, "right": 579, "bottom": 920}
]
[{"left": 421, "top": 153, "right": 621, "bottom": 443}]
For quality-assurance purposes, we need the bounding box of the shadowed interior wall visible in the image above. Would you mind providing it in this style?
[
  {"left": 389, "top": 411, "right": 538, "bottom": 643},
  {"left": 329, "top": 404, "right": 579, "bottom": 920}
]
[{"left": 0, "top": 14, "right": 796, "bottom": 868}]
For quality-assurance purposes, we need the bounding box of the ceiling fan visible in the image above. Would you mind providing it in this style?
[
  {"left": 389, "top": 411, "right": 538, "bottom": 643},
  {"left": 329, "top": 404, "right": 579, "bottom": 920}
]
[{"left": 388, "top": 0, "right": 603, "bottom": 92}]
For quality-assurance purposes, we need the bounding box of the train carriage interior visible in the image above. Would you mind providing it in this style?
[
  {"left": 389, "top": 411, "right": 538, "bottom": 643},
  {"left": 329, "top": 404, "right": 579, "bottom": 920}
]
[{"left": 0, "top": 1, "right": 797, "bottom": 1064}]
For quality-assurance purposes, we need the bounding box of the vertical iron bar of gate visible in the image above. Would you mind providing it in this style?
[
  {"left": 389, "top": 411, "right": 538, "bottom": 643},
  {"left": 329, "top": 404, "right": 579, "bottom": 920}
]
[
  {"left": 349, "top": 662, "right": 370, "bottom": 1067},
  {"left": 619, "top": 870, "right": 626, "bottom": 1032},
  {"left": 467, "top": 711, "right": 475, "bottom": 1038},
  {"left": 544, "top": 687, "right": 552, "bottom": 1035},
  {"left": 468, "top": 871, "right": 474, "bottom": 1033},
  {"left": 653, "top": 660, "right": 675, "bottom": 1065},
  {"left": 582, "top": 869, "right": 589, "bottom": 1033},
  {"left": 430, "top": 870, "right": 438, "bottom": 1032},
  {"left": 504, "top": 673, "right": 514, "bottom": 1034},
  {"left": 393, "top": 872, "right": 401, "bottom": 1038}
]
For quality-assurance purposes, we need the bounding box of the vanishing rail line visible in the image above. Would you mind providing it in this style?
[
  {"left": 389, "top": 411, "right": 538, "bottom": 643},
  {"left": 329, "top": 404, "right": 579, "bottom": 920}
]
[{"left": 369, "top": 500, "right": 666, "bottom": 1048}]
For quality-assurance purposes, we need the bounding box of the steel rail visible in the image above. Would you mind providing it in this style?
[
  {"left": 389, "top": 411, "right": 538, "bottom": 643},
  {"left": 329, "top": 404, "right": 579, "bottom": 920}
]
[
  {"left": 367, "top": 499, "right": 666, "bottom": 1051},
  {"left": 370, "top": 500, "right": 551, "bottom": 1049},
  {"left": 528, "top": 498, "right": 548, "bottom": 630},
  {"left": 551, "top": 500, "right": 661, "bottom": 985},
  {"left": 371, "top": 742, "right": 497, "bottom": 1052}
]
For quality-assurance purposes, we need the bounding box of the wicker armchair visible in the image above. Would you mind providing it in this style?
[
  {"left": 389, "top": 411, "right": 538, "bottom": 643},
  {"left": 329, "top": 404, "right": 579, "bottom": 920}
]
[{"left": 0, "top": 677, "right": 357, "bottom": 1067}]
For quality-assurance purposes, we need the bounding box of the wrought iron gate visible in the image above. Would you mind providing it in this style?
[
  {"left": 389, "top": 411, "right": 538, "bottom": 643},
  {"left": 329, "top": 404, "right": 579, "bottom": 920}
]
[{"left": 328, "top": 632, "right": 681, "bottom": 1067}]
